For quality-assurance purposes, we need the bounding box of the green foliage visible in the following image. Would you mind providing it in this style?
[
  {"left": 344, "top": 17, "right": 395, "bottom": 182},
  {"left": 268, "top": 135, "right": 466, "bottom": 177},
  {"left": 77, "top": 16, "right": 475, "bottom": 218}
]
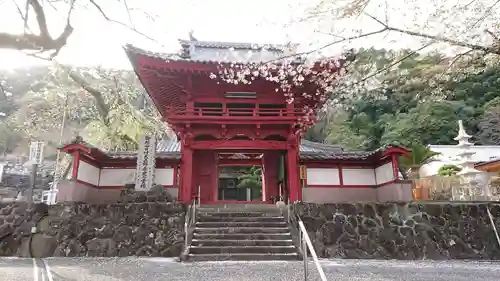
[
  {"left": 307, "top": 48, "right": 500, "bottom": 149},
  {"left": 437, "top": 164, "right": 462, "bottom": 176},
  {"left": 1, "top": 66, "right": 167, "bottom": 154},
  {"left": 237, "top": 166, "right": 262, "bottom": 190},
  {"left": 0, "top": 121, "right": 23, "bottom": 155},
  {"left": 478, "top": 105, "right": 500, "bottom": 145},
  {"left": 398, "top": 144, "right": 441, "bottom": 169}
]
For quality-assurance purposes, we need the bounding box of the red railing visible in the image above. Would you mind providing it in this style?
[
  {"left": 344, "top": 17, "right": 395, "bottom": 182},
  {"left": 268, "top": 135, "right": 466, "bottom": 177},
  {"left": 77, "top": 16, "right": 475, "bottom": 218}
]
[{"left": 172, "top": 107, "right": 303, "bottom": 117}]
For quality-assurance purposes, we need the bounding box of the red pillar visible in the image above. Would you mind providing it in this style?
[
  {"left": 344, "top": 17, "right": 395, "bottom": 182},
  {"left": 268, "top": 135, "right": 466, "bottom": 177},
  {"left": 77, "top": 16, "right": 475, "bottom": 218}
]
[
  {"left": 179, "top": 132, "right": 194, "bottom": 203},
  {"left": 261, "top": 157, "right": 267, "bottom": 201},
  {"left": 391, "top": 154, "right": 399, "bottom": 180},
  {"left": 287, "top": 147, "right": 300, "bottom": 201},
  {"left": 263, "top": 151, "right": 279, "bottom": 202},
  {"left": 180, "top": 147, "right": 193, "bottom": 202},
  {"left": 286, "top": 133, "right": 301, "bottom": 202}
]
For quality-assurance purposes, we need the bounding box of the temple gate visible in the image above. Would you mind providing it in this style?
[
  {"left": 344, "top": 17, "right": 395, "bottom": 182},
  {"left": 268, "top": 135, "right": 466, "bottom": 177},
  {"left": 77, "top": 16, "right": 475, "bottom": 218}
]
[{"left": 124, "top": 40, "right": 343, "bottom": 203}]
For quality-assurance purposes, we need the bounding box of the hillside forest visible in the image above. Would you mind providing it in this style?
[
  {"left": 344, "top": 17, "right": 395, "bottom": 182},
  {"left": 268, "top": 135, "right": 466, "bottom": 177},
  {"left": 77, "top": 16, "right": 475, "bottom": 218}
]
[{"left": 0, "top": 48, "right": 500, "bottom": 159}]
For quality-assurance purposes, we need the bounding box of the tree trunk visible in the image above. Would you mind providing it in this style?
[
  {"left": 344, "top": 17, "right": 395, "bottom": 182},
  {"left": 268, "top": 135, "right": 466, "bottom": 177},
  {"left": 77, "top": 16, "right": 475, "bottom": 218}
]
[{"left": 409, "top": 167, "right": 420, "bottom": 180}]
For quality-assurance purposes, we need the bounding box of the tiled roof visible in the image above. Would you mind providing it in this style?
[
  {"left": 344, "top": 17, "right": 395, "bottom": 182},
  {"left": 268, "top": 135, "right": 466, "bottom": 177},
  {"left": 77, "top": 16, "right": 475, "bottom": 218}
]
[
  {"left": 300, "top": 144, "right": 403, "bottom": 161},
  {"left": 178, "top": 40, "right": 294, "bottom": 52},
  {"left": 124, "top": 44, "right": 302, "bottom": 65},
  {"left": 156, "top": 138, "right": 181, "bottom": 153},
  {"left": 106, "top": 151, "right": 181, "bottom": 160},
  {"left": 124, "top": 44, "right": 182, "bottom": 61},
  {"left": 106, "top": 139, "right": 181, "bottom": 160},
  {"left": 147, "top": 138, "right": 386, "bottom": 161},
  {"left": 475, "top": 157, "right": 500, "bottom": 167},
  {"left": 299, "top": 140, "right": 344, "bottom": 153},
  {"left": 65, "top": 136, "right": 396, "bottom": 162},
  {"left": 125, "top": 44, "right": 244, "bottom": 65}
]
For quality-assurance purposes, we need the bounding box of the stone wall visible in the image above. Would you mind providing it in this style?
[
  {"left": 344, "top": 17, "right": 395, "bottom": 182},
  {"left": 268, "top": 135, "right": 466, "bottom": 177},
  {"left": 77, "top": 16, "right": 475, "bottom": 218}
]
[
  {"left": 294, "top": 202, "right": 500, "bottom": 260},
  {"left": 0, "top": 202, "right": 47, "bottom": 256},
  {"left": 0, "top": 201, "right": 186, "bottom": 257}
]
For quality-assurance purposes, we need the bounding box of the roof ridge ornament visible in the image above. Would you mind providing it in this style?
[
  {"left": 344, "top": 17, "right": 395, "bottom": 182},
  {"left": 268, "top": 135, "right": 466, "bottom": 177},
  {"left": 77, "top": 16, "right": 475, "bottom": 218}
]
[{"left": 188, "top": 30, "right": 198, "bottom": 42}]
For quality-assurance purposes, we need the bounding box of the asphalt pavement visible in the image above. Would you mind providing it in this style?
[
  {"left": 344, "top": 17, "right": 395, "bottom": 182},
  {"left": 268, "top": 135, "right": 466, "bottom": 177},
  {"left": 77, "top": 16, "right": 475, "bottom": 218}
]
[{"left": 0, "top": 257, "right": 499, "bottom": 281}]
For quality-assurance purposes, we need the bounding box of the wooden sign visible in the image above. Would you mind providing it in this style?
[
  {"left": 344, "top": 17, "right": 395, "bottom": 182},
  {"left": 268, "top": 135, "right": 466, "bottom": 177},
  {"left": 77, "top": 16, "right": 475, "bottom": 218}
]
[
  {"left": 299, "top": 165, "right": 307, "bottom": 180},
  {"left": 29, "top": 141, "right": 44, "bottom": 165}
]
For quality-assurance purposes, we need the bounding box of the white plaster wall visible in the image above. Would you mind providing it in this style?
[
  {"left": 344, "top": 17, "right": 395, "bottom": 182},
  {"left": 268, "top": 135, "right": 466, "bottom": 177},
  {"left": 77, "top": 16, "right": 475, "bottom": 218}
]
[
  {"left": 155, "top": 168, "right": 174, "bottom": 186},
  {"left": 306, "top": 168, "right": 340, "bottom": 185},
  {"left": 342, "top": 168, "right": 376, "bottom": 186},
  {"left": 375, "top": 162, "right": 394, "bottom": 184},
  {"left": 377, "top": 182, "right": 413, "bottom": 202},
  {"left": 99, "top": 169, "right": 135, "bottom": 187},
  {"left": 77, "top": 161, "right": 100, "bottom": 186}
]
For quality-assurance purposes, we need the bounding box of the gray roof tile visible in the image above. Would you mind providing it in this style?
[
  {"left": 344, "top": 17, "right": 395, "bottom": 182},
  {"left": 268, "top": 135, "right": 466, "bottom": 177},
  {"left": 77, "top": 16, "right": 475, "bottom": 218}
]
[
  {"left": 145, "top": 138, "right": 378, "bottom": 161},
  {"left": 72, "top": 136, "right": 393, "bottom": 162},
  {"left": 124, "top": 44, "right": 302, "bottom": 65},
  {"left": 178, "top": 40, "right": 294, "bottom": 52}
]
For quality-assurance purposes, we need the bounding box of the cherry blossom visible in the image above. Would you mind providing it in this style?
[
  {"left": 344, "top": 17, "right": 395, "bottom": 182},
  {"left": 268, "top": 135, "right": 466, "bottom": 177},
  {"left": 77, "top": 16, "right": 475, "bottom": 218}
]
[{"left": 210, "top": 54, "right": 350, "bottom": 130}]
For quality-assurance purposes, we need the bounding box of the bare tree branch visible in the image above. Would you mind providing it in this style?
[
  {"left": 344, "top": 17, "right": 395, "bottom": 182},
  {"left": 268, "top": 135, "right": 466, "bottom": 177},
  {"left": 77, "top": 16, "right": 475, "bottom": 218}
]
[
  {"left": 30, "top": 0, "right": 50, "bottom": 38},
  {"left": 10, "top": 0, "right": 31, "bottom": 33},
  {"left": 66, "top": 69, "right": 110, "bottom": 125},
  {"left": 24, "top": 0, "right": 31, "bottom": 32},
  {"left": 357, "top": 41, "right": 435, "bottom": 84},
  {"left": 89, "top": 0, "right": 159, "bottom": 44},
  {"left": 122, "top": 0, "right": 135, "bottom": 28},
  {"left": 434, "top": 49, "right": 477, "bottom": 82},
  {"left": 0, "top": 0, "right": 75, "bottom": 57},
  {"left": 470, "top": 0, "right": 500, "bottom": 29},
  {"left": 363, "top": 13, "right": 498, "bottom": 54},
  {"left": 267, "top": 27, "right": 388, "bottom": 64}
]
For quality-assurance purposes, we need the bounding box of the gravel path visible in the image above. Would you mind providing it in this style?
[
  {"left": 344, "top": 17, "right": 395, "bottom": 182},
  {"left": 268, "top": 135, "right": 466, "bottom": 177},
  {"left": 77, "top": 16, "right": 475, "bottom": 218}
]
[{"left": 1, "top": 257, "right": 499, "bottom": 281}]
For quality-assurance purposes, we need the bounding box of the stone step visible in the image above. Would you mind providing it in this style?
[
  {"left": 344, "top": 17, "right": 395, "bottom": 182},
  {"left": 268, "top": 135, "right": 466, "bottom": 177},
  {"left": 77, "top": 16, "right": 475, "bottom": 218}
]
[
  {"left": 189, "top": 245, "right": 297, "bottom": 254},
  {"left": 198, "top": 212, "right": 281, "bottom": 217},
  {"left": 196, "top": 221, "right": 287, "bottom": 228},
  {"left": 194, "top": 227, "right": 290, "bottom": 234},
  {"left": 191, "top": 239, "right": 294, "bottom": 247},
  {"left": 198, "top": 204, "right": 280, "bottom": 211},
  {"left": 193, "top": 233, "right": 292, "bottom": 240},
  {"left": 197, "top": 216, "right": 285, "bottom": 223},
  {"left": 186, "top": 253, "right": 300, "bottom": 262}
]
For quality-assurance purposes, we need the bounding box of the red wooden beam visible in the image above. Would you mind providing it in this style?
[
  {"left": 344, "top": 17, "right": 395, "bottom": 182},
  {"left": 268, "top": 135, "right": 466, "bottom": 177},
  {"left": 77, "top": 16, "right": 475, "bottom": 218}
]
[
  {"left": 191, "top": 140, "right": 287, "bottom": 150},
  {"left": 60, "top": 143, "right": 92, "bottom": 154},
  {"left": 304, "top": 162, "right": 375, "bottom": 168},
  {"left": 382, "top": 146, "right": 410, "bottom": 157},
  {"left": 218, "top": 159, "right": 262, "bottom": 166}
]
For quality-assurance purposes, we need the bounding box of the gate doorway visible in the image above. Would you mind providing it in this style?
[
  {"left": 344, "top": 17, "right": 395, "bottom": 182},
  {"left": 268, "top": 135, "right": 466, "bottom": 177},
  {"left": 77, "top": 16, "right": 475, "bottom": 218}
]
[{"left": 218, "top": 166, "right": 262, "bottom": 201}]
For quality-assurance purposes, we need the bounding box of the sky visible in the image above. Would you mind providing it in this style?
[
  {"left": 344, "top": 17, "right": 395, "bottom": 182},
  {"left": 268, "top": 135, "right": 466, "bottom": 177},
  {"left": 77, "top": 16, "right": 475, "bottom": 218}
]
[
  {"left": 0, "top": 0, "right": 496, "bottom": 70},
  {"left": 0, "top": 0, "right": 304, "bottom": 69}
]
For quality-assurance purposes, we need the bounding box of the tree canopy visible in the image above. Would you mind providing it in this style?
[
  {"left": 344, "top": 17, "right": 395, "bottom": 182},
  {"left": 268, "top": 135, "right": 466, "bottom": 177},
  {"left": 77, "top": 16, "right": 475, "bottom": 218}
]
[
  {"left": 0, "top": 1, "right": 500, "bottom": 156},
  {"left": 0, "top": 65, "right": 167, "bottom": 158},
  {"left": 306, "top": 48, "right": 500, "bottom": 149}
]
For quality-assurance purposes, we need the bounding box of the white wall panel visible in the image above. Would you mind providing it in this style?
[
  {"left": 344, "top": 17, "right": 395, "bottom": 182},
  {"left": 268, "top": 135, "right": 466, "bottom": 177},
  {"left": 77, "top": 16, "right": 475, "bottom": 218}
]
[
  {"left": 155, "top": 168, "right": 174, "bottom": 186},
  {"left": 77, "top": 161, "right": 100, "bottom": 186},
  {"left": 99, "top": 169, "right": 135, "bottom": 187},
  {"left": 342, "top": 168, "right": 376, "bottom": 186},
  {"left": 306, "top": 168, "right": 340, "bottom": 185},
  {"left": 375, "top": 162, "right": 394, "bottom": 184}
]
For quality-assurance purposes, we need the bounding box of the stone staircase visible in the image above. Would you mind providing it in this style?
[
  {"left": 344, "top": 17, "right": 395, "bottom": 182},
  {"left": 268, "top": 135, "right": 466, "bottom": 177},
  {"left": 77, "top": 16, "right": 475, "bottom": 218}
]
[{"left": 183, "top": 204, "right": 301, "bottom": 261}]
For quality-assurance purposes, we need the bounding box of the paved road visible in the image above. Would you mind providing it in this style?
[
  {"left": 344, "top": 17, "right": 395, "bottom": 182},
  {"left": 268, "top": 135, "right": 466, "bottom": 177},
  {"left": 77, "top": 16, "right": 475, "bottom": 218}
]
[{"left": 1, "top": 257, "right": 499, "bottom": 281}]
